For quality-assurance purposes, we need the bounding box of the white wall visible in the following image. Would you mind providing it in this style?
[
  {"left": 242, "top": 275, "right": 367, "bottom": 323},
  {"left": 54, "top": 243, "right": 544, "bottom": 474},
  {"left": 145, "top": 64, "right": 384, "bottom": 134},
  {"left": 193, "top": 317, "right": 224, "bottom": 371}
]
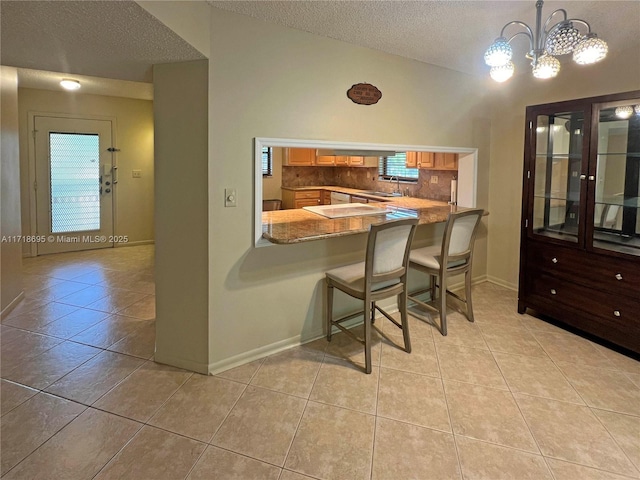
[
  {"left": 206, "top": 8, "right": 492, "bottom": 370},
  {"left": 17, "top": 88, "right": 155, "bottom": 254},
  {"left": 486, "top": 45, "right": 640, "bottom": 288},
  {"left": 1, "top": 66, "right": 24, "bottom": 315}
]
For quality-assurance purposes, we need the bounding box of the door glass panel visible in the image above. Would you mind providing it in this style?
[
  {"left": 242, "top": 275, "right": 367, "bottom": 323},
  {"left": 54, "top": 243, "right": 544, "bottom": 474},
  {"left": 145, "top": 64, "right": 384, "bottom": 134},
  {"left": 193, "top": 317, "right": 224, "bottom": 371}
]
[
  {"left": 592, "top": 101, "right": 640, "bottom": 256},
  {"left": 49, "top": 132, "right": 101, "bottom": 233},
  {"left": 532, "top": 111, "right": 584, "bottom": 242}
]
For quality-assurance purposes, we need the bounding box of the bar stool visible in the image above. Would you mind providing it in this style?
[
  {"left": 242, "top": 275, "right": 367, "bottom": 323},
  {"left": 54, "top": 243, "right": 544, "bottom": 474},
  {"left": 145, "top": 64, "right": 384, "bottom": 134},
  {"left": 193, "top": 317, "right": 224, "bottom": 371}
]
[
  {"left": 407, "top": 209, "right": 483, "bottom": 336},
  {"left": 325, "top": 218, "right": 418, "bottom": 374}
]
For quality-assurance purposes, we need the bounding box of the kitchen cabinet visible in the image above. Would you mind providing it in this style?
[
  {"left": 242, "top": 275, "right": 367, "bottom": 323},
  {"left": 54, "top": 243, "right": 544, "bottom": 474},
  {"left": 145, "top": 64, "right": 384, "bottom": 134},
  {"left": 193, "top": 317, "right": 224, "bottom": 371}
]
[
  {"left": 322, "top": 190, "right": 332, "bottom": 205},
  {"left": 348, "top": 156, "right": 365, "bottom": 166},
  {"left": 405, "top": 152, "right": 438, "bottom": 169},
  {"left": 316, "top": 155, "right": 338, "bottom": 166},
  {"left": 334, "top": 156, "right": 349, "bottom": 166},
  {"left": 518, "top": 90, "right": 640, "bottom": 354},
  {"left": 284, "top": 148, "right": 315, "bottom": 166},
  {"left": 434, "top": 153, "right": 458, "bottom": 170},
  {"left": 282, "top": 189, "right": 322, "bottom": 209}
]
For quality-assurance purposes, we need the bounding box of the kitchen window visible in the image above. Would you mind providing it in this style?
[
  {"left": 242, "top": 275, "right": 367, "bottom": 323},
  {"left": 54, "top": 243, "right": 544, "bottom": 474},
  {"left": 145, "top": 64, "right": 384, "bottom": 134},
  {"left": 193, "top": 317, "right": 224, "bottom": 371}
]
[
  {"left": 378, "top": 152, "right": 418, "bottom": 182},
  {"left": 262, "top": 147, "right": 272, "bottom": 177}
]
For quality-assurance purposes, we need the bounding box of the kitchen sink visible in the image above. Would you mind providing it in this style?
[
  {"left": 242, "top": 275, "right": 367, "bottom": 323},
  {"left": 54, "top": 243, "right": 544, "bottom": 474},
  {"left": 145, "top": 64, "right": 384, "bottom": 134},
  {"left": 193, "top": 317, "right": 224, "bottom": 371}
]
[{"left": 358, "top": 191, "right": 403, "bottom": 198}]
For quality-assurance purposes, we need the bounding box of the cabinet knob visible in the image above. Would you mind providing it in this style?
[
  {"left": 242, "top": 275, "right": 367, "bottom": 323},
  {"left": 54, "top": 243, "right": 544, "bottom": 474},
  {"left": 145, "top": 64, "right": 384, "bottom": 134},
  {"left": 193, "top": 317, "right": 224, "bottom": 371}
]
[
  {"left": 588, "top": 175, "right": 595, "bottom": 181},
  {"left": 615, "top": 273, "right": 623, "bottom": 280},
  {"left": 580, "top": 174, "right": 587, "bottom": 180},
  {"left": 614, "top": 310, "right": 621, "bottom": 317},
  {"left": 552, "top": 257, "right": 558, "bottom": 264},
  {"left": 550, "top": 289, "right": 557, "bottom": 295}
]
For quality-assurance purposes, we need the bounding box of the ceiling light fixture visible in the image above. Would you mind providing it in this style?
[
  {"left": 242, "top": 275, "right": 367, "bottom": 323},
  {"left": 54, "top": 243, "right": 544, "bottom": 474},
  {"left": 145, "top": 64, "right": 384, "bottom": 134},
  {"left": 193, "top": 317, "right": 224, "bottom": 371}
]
[
  {"left": 60, "top": 79, "right": 81, "bottom": 91},
  {"left": 484, "top": 0, "right": 608, "bottom": 82},
  {"left": 615, "top": 106, "right": 634, "bottom": 119}
]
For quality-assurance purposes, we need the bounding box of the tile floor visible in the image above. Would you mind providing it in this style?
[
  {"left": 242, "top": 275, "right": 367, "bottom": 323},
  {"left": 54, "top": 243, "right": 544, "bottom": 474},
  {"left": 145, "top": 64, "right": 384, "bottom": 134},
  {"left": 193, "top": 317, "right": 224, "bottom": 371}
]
[{"left": 1, "top": 245, "right": 639, "bottom": 479}]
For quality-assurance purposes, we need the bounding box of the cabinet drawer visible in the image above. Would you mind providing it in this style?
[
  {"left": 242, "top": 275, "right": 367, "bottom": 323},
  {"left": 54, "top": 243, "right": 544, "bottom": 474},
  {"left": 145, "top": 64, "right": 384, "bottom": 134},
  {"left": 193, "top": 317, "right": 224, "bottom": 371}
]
[
  {"left": 526, "top": 242, "right": 640, "bottom": 300},
  {"left": 527, "top": 272, "right": 639, "bottom": 323},
  {"left": 295, "top": 198, "right": 321, "bottom": 208},
  {"left": 294, "top": 191, "right": 321, "bottom": 200}
]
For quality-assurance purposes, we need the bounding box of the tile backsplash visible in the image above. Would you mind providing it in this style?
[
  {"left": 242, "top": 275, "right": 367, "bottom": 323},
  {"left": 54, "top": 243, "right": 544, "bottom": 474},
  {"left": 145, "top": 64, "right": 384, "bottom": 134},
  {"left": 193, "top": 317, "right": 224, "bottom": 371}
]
[{"left": 282, "top": 166, "right": 456, "bottom": 202}]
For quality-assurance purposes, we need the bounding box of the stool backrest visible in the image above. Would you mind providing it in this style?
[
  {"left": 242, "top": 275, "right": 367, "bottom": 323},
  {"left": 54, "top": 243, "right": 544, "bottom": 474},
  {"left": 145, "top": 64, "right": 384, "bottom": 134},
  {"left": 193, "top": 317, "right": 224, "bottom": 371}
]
[
  {"left": 441, "top": 209, "right": 484, "bottom": 269},
  {"left": 365, "top": 218, "right": 418, "bottom": 286}
]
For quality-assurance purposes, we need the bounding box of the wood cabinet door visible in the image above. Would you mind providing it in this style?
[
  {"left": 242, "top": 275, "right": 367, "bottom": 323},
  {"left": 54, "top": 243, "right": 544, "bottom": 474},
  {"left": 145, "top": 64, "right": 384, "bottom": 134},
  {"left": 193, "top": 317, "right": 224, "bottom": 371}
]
[
  {"left": 434, "top": 153, "right": 458, "bottom": 170},
  {"left": 405, "top": 152, "right": 418, "bottom": 168},
  {"left": 322, "top": 191, "right": 332, "bottom": 205},
  {"left": 285, "top": 148, "right": 315, "bottom": 166},
  {"left": 315, "top": 155, "right": 335, "bottom": 166},
  {"left": 348, "top": 156, "right": 364, "bottom": 166},
  {"left": 334, "top": 156, "right": 349, "bottom": 166},
  {"left": 417, "top": 152, "right": 435, "bottom": 168}
]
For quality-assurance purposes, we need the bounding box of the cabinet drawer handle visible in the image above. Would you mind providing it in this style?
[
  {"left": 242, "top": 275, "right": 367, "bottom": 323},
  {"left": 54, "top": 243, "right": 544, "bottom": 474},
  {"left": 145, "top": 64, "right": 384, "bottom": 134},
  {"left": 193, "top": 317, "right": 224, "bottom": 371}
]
[
  {"left": 588, "top": 175, "right": 595, "bottom": 181},
  {"left": 550, "top": 289, "right": 557, "bottom": 295},
  {"left": 552, "top": 257, "right": 558, "bottom": 264},
  {"left": 615, "top": 273, "right": 623, "bottom": 280},
  {"left": 580, "top": 174, "right": 586, "bottom": 180},
  {"left": 614, "top": 310, "right": 621, "bottom": 317}
]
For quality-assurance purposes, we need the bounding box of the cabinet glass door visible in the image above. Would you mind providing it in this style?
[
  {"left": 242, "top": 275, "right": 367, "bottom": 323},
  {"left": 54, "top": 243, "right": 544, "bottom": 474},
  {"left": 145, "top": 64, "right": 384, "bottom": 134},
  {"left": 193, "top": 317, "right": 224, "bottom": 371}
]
[
  {"left": 591, "top": 100, "right": 640, "bottom": 256},
  {"left": 532, "top": 110, "right": 585, "bottom": 243}
]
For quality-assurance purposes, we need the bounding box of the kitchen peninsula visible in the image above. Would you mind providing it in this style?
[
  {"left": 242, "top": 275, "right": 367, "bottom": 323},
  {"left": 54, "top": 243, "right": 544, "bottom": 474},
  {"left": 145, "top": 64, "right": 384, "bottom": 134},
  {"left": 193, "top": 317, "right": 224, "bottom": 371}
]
[{"left": 262, "top": 186, "right": 468, "bottom": 244}]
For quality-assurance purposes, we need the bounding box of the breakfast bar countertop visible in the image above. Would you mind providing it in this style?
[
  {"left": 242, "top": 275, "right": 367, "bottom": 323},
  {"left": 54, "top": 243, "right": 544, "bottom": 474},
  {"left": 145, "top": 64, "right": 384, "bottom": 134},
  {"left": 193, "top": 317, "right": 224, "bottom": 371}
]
[{"left": 262, "top": 193, "right": 470, "bottom": 244}]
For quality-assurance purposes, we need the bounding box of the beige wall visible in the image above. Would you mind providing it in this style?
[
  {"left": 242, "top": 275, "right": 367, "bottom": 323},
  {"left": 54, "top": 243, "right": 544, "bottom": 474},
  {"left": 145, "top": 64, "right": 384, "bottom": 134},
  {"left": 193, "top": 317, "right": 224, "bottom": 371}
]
[
  {"left": 153, "top": 60, "right": 210, "bottom": 373},
  {"left": 17, "top": 88, "right": 155, "bottom": 254},
  {"left": 486, "top": 45, "right": 640, "bottom": 288},
  {"left": 207, "top": 8, "right": 492, "bottom": 370},
  {"left": 1, "top": 66, "right": 24, "bottom": 314}
]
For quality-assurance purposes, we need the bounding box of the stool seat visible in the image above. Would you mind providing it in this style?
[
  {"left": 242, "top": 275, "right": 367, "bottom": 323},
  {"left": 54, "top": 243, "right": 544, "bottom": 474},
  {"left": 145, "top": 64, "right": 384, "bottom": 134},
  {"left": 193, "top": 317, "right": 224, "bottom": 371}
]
[{"left": 409, "top": 246, "right": 466, "bottom": 271}]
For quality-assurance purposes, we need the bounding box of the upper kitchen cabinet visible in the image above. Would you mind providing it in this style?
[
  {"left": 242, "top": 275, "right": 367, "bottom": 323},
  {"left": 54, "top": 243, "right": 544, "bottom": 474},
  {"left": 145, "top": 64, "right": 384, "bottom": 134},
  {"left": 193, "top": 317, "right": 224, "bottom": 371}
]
[
  {"left": 284, "top": 148, "right": 315, "bottom": 166},
  {"left": 518, "top": 90, "right": 640, "bottom": 354},
  {"left": 405, "top": 151, "right": 456, "bottom": 169}
]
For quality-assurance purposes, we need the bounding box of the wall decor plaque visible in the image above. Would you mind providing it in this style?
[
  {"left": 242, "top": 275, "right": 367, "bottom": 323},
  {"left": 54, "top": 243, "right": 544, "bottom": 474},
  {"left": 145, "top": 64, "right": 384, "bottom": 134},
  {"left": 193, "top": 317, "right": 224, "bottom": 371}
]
[{"left": 347, "top": 83, "right": 382, "bottom": 105}]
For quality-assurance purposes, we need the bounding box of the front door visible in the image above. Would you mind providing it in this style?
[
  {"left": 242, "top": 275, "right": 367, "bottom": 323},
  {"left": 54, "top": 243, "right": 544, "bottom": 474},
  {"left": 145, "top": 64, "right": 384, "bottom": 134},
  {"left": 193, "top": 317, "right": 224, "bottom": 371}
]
[{"left": 34, "top": 116, "right": 114, "bottom": 255}]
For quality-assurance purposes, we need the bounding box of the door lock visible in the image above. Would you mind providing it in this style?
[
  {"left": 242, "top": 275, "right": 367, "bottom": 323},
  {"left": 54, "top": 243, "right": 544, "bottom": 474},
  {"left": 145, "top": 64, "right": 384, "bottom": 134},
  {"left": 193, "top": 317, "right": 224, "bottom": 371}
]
[
  {"left": 105, "top": 181, "right": 111, "bottom": 186},
  {"left": 105, "top": 188, "right": 111, "bottom": 193}
]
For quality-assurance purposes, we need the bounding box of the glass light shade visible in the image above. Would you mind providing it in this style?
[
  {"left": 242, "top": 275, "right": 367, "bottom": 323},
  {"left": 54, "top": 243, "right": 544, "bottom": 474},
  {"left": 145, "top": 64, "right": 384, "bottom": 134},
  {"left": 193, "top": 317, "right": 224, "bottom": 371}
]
[
  {"left": 545, "top": 21, "right": 581, "bottom": 55},
  {"left": 635, "top": 105, "right": 640, "bottom": 116},
  {"left": 615, "top": 105, "right": 633, "bottom": 119},
  {"left": 532, "top": 55, "right": 561, "bottom": 79},
  {"left": 490, "top": 61, "right": 515, "bottom": 82},
  {"left": 573, "top": 34, "right": 608, "bottom": 64},
  {"left": 484, "top": 37, "right": 512, "bottom": 67},
  {"left": 60, "top": 79, "right": 81, "bottom": 90}
]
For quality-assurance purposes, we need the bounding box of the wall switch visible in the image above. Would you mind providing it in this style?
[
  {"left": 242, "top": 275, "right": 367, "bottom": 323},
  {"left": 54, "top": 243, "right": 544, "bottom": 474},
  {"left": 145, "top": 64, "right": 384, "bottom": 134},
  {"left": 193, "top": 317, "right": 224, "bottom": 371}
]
[
  {"left": 225, "top": 188, "right": 237, "bottom": 207},
  {"left": 132, "top": 169, "right": 142, "bottom": 178},
  {"left": 430, "top": 175, "right": 439, "bottom": 184}
]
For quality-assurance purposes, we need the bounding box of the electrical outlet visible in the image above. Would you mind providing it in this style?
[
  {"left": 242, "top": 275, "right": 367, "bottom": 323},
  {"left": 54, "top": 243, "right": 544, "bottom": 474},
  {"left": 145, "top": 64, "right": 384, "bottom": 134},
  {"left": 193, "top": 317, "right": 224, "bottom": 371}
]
[
  {"left": 430, "top": 175, "right": 439, "bottom": 184},
  {"left": 132, "top": 170, "right": 142, "bottom": 178}
]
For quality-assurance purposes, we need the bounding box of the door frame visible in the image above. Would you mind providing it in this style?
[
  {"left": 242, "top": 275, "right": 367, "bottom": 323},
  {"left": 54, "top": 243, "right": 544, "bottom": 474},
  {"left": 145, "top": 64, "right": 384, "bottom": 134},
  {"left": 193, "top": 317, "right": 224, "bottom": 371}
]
[{"left": 27, "top": 111, "right": 119, "bottom": 257}]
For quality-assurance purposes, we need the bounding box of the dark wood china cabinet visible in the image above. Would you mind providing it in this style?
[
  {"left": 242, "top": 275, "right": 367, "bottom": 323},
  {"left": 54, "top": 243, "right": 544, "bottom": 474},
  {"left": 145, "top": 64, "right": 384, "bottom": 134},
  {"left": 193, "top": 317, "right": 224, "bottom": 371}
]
[{"left": 518, "top": 90, "right": 640, "bottom": 354}]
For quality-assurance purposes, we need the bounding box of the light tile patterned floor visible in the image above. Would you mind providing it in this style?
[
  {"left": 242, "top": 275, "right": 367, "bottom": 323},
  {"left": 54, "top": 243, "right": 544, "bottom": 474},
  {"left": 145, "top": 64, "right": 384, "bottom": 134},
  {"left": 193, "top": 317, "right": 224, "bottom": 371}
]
[{"left": 1, "top": 246, "right": 639, "bottom": 479}]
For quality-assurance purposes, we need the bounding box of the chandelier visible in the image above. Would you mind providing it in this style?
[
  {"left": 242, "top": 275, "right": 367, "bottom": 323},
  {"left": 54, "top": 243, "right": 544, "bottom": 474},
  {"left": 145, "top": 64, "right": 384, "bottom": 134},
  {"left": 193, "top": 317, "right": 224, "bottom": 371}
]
[{"left": 484, "top": 0, "right": 608, "bottom": 82}]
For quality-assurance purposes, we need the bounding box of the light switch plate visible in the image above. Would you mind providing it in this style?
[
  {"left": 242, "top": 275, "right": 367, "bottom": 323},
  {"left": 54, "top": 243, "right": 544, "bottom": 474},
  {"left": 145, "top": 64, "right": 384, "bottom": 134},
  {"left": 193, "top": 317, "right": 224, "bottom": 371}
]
[
  {"left": 225, "top": 188, "right": 237, "bottom": 207},
  {"left": 132, "top": 169, "right": 142, "bottom": 178},
  {"left": 430, "top": 175, "right": 439, "bottom": 184}
]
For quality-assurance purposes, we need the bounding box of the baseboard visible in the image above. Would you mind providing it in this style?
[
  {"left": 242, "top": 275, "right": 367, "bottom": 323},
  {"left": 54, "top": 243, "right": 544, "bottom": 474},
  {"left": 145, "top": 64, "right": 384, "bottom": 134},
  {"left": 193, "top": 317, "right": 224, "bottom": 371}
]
[
  {"left": 115, "top": 240, "right": 155, "bottom": 248},
  {"left": 1, "top": 291, "right": 25, "bottom": 320},
  {"left": 154, "top": 352, "right": 209, "bottom": 375},
  {"left": 486, "top": 275, "right": 518, "bottom": 291}
]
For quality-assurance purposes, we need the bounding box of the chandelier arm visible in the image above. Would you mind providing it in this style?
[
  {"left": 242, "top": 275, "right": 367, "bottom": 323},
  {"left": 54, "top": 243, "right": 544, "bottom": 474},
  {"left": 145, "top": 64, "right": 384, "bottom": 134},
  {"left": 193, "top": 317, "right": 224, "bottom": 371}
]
[
  {"left": 542, "top": 9, "right": 568, "bottom": 34},
  {"left": 567, "top": 19, "right": 593, "bottom": 34},
  {"left": 500, "top": 21, "right": 535, "bottom": 52}
]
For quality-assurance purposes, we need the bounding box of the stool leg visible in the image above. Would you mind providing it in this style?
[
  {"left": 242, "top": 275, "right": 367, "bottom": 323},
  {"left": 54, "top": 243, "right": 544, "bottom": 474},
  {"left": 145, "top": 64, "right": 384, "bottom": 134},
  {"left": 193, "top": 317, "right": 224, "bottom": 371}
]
[
  {"left": 399, "top": 291, "right": 411, "bottom": 353},
  {"left": 326, "top": 280, "right": 334, "bottom": 342},
  {"left": 439, "top": 272, "right": 448, "bottom": 336},
  {"left": 363, "top": 300, "right": 372, "bottom": 374},
  {"left": 465, "top": 268, "right": 475, "bottom": 323}
]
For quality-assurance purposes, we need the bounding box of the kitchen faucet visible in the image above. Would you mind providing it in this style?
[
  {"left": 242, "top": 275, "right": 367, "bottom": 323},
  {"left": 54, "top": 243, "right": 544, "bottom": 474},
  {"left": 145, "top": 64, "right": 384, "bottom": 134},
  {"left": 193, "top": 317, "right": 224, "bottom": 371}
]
[{"left": 389, "top": 175, "right": 400, "bottom": 194}]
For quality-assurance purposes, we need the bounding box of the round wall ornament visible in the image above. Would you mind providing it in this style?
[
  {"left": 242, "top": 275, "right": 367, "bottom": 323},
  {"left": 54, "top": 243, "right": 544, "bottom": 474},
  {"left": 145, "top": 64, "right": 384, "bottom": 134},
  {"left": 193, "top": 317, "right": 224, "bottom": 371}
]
[{"left": 346, "top": 83, "right": 382, "bottom": 105}]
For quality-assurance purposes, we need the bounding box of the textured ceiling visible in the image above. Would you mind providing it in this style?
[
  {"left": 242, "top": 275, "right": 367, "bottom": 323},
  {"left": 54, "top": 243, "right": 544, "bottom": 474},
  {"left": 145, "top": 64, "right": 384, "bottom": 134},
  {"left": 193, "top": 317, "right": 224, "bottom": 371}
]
[
  {"left": 209, "top": 0, "right": 640, "bottom": 78},
  {"left": 0, "top": 0, "right": 205, "bottom": 83}
]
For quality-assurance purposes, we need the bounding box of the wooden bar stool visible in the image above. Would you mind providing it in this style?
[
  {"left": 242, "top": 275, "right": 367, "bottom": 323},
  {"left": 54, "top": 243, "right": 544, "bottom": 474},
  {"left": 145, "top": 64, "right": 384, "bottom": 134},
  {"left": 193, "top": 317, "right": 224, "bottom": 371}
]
[
  {"left": 325, "top": 218, "right": 419, "bottom": 374},
  {"left": 408, "top": 209, "right": 483, "bottom": 336}
]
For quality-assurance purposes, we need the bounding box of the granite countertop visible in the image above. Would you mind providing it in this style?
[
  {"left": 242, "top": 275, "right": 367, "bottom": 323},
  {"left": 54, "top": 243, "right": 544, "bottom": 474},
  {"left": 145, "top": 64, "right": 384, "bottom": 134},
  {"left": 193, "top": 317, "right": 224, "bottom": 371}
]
[{"left": 262, "top": 188, "right": 470, "bottom": 244}]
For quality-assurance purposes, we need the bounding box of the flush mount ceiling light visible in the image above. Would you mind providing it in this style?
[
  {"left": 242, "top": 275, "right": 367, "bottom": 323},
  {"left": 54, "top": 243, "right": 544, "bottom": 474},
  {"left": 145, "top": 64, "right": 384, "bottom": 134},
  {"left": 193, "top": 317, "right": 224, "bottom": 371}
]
[
  {"left": 615, "top": 105, "right": 634, "bottom": 119},
  {"left": 60, "top": 79, "right": 81, "bottom": 91},
  {"left": 484, "top": 0, "right": 608, "bottom": 82}
]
